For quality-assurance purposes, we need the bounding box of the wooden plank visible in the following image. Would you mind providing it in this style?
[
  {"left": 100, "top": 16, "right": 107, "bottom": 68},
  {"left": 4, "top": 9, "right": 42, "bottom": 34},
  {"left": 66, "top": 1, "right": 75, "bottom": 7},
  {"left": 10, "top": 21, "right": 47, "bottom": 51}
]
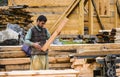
[
  {"left": 0, "top": 46, "right": 22, "bottom": 51},
  {"left": 1, "top": 43, "right": 120, "bottom": 51},
  {"left": 8, "top": 0, "right": 73, "bottom": 6},
  {"left": 49, "top": 63, "right": 71, "bottom": 68},
  {"left": 1, "top": 75, "right": 77, "bottom": 77},
  {"left": 41, "top": 18, "right": 68, "bottom": 51},
  {"left": 49, "top": 57, "right": 57, "bottom": 63},
  {"left": 49, "top": 43, "right": 120, "bottom": 50},
  {"left": 6, "top": 64, "right": 30, "bottom": 71},
  {"left": 0, "top": 58, "right": 30, "bottom": 65},
  {"left": 79, "top": 0, "right": 84, "bottom": 34},
  {"left": 88, "top": 0, "right": 93, "bottom": 34},
  {"left": 25, "top": 7, "right": 67, "bottom": 13},
  {"left": 5, "top": 63, "right": 72, "bottom": 71},
  {"left": 75, "top": 49, "right": 120, "bottom": 56},
  {"left": 48, "top": 50, "right": 76, "bottom": 56},
  {"left": 55, "top": 56, "right": 70, "bottom": 63},
  {"left": 0, "top": 70, "right": 79, "bottom": 75},
  {"left": 115, "top": 0, "right": 118, "bottom": 28},
  {"left": 4, "top": 75, "right": 77, "bottom": 77},
  {"left": 0, "top": 51, "right": 26, "bottom": 58}
]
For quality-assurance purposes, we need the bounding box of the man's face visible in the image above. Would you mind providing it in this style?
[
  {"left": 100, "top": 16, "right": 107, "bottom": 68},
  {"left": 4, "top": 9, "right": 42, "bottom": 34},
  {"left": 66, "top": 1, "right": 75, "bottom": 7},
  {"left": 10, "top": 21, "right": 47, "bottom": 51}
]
[{"left": 37, "top": 21, "right": 46, "bottom": 28}]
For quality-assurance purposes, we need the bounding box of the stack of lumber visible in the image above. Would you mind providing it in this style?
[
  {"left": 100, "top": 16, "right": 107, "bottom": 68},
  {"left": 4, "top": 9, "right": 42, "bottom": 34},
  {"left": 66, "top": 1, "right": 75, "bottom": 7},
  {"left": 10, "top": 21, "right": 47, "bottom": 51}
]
[
  {"left": 1, "top": 44, "right": 120, "bottom": 76},
  {"left": 0, "top": 6, "right": 33, "bottom": 30},
  {"left": 115, "top": 28, "right": 120, "bottom": 43},
  {"left": 96, "top": 29, "right": 116, "bottom": 43},
  {"left": 70, "top": 58, "right": 100, "bottom": 77},
  {"left": 0, "top": 46, "right": 76, "bottom": 71}
]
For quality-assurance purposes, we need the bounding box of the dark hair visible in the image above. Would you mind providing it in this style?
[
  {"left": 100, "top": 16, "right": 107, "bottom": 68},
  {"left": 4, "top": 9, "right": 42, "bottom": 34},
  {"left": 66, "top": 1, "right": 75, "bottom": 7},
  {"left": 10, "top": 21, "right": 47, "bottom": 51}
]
[{"left": 37, "top": 15, "right": 47, "bottom": 22}]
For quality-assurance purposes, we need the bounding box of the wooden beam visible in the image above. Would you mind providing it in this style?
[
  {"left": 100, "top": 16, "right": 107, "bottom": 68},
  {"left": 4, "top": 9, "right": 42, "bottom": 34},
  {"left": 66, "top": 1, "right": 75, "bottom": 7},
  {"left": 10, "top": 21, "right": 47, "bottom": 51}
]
[
  {"left": 49, "top": 43, "right": 120, "bottom": 50},
  {"left": 115, "top": 0, "right": 118, "bottom": 28},
  {"left": 0, "top": 51, "right": 26, "bottom": 58},
  {"left": 0, "top": 70, "right": 79, "bottom": 76},
  {"left": 41, "top": 18, "right": 68, "bottom": 51},
  {"left": 79, "top": 0, "right": 84, "bottom": 35},
  {"left": 75, "top": 49, "right": 120, "bottom": 57},
  {"left": 49, "top": 63, "right": 71, "bottom": 68},
  {"left": 0, "top": 46, "right": 21, "bottom": 51},
  {"left": 0, "top": 58, "right": 30, "bottom": 65},
  {"left": 88, "top": 0, "right": 93, "bottom": 34},
  {"left": 1, "top": 43, "right": 120, "bottom": 51}
]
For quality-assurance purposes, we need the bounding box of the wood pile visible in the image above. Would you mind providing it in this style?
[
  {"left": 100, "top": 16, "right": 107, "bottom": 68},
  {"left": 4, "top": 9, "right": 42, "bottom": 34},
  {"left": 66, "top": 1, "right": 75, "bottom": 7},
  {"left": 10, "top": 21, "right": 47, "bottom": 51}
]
[
  {"left": 0, "top": 46, "right": 76, "bottom": 71},
  {"left": 1, "top": 44, "right": 120, "bottom": 76},
  {"left": 96, "top": 29, "right": 116, "bottom": 43},
  {"left": 114, "top": 28, "right": 120, "bottom": 43},
  {"left": 70, "top": 58, "right": 101, "bottom": 77},
  {"left": 0, "top": 6, "right": 33, "bottom": 30}
]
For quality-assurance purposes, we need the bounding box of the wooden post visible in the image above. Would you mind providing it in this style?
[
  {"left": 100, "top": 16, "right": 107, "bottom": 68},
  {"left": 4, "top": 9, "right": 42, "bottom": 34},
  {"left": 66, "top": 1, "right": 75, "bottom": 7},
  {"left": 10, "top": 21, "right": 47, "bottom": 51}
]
[
  {"left": 88, "top": 0, "right": 93, "bottom": 34},
  {"left": 79, "top": 0, "right": 84, "bottom": 35},
  {"left": 115, "top": 0, "right": 118, "bottom": 28},
  {"left": 41, "top": 18, "right": 68, "bottom": 52}
]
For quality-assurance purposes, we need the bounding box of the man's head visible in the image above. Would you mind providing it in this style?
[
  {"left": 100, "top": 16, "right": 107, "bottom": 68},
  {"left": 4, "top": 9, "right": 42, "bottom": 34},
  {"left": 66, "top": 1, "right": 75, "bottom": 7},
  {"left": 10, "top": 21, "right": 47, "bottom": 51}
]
[{"left": 37, "top": 15, "right": 47, "bottom": 28}]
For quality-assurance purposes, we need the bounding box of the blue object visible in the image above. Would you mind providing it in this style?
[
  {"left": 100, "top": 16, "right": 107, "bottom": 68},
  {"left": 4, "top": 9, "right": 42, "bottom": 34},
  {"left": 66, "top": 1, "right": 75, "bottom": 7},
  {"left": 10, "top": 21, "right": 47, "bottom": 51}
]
[{"left": 22, "top": 44, "right": 31, "bottom": 56}]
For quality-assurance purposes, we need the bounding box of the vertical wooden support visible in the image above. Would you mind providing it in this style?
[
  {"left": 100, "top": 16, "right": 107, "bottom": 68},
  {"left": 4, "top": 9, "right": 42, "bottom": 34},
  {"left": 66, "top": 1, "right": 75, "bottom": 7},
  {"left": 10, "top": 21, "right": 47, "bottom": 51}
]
[
  {"left": 79, "top": 0, "right": 84, "bottom": 35},
  {"left": 95, "top": 0, "right": 99, "bottom": 14},
  {"left": 88, "top": 0, "right": 93, "bottom": 34},
  {"left": 115, "top": 0, "right": 118, "bottom": 28}
]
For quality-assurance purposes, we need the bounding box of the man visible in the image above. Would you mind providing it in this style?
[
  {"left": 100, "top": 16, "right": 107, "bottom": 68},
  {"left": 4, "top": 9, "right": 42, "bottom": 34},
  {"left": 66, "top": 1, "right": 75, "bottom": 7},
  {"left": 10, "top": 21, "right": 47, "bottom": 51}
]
[{"left": 24, "top": 15, "right": 50, "bottom": 70}]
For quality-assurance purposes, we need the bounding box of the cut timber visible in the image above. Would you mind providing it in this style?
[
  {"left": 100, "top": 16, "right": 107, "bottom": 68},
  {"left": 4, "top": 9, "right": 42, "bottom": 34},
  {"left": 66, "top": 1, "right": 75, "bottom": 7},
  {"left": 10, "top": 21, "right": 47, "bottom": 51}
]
[
  {"left": 115, "top": 0, "right": 118, "bottom": 28},
  {"left": 49, "top": 57, "right": 57, "bottom": 63},
  {"left": 41, "top": 18, "right": 68, "bottom": 51},
  {"left": 6, "top": 64, "right": 30, "bottom": 71},
  {"left": 75, "top": 49, "right": 120, "bottom": 57},
  {"left": 49, "top": 63, "right": 71, "bottom": 68},
  {"left": 55, "top": 56, "right": 70, "bottom": 63},
  {"left": 79, "top": 0, "right": 84, "bottom": 34},
  {"left": 8, "top": 0, "right": 73, "bottom": 6},
  {"left": 0, "top": 70, "right": 79, "bottom": 77},
  {"left": 0, "top": 51, "right": 26, "bottom": 58},
  {"left": 1, "top": 43, "right": 120, "bottom": 51},
  {"left": 48, "top": 50, "right": 76, "bottom": 56},
  {"left": 0, "top": 46, "right": 21, "bottom": 51},
  {"left": 88, "top": 0, "right": 93, "bottom": 34},
  {"left": 0, "top": 58, "right": 30, "bottom": 65},
  {"left": 5, "top": 63, "right": 71, "bottom": 71},
  {"left": 50, "top": 43, "right": 120, "bottom": 50}
]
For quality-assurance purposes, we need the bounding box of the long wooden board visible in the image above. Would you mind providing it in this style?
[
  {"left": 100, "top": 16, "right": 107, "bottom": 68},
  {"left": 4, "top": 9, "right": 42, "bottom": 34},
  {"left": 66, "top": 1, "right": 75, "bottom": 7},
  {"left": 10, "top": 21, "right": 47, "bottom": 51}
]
[
  {"left": 1, "top": 43, "right": 120, "bottom": 51},
  {"left": 8, "top": 0, "right": 73, "bottom": 6},
  {"left": 75, "top": 49, "right": 120, "bottom": 57},
  {"left": 41, "top": 18, "right": 68, "bottom": 51},
  {"left": 0, "top": 70, "right": 79, "bottom": 77}
]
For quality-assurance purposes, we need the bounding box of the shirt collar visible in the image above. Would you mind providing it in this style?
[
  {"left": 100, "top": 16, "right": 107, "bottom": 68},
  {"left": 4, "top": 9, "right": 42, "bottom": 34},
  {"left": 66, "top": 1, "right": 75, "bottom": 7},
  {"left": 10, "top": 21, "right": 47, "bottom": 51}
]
[{"left": 35, "top": 26, "right": 42, "bottom": 31}]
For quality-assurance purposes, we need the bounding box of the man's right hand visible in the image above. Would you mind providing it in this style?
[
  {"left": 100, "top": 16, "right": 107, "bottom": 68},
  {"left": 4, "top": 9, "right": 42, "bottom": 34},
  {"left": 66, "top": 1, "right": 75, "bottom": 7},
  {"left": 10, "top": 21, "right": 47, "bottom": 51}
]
[{"left": 32, "top": 43, "right": 41, "bottom": 51}]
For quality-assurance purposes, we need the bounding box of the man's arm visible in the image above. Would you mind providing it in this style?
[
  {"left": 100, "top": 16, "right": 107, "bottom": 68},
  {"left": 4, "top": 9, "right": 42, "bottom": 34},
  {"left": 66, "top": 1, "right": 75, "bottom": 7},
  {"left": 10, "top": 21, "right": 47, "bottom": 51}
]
[
  {"left": 24, "top": 28, "right": 34, "bottom": 46},
  {"left": 24, "top": 28, "right": 42, "bottom": 50},
  {"left": 46, "top": 29, "right": 51, "bottom": 39}
]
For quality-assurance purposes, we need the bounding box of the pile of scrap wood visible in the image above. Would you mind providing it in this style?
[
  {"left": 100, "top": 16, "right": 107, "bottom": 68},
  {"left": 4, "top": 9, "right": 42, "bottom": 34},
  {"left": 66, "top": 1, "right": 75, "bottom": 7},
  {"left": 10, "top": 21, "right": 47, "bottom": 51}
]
[
  {"left": 115, "top": 28, "right": 120, "bottom": 43},
  {"left": 96, "top": 29, "right": 116, "bottom": 43},
  {"left": 70, "top": 58, "right": 101, "bottom": 77},
  {"left": 0, "top": 6, "right": 33, "bottom": 30}
]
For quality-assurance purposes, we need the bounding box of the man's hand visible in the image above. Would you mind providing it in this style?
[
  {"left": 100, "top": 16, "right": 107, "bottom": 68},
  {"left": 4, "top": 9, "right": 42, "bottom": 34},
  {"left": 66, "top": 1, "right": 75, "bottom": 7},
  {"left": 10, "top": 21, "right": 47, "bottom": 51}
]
[{"left": 32, "top": 43, "right": 41, "bottom": 51}]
